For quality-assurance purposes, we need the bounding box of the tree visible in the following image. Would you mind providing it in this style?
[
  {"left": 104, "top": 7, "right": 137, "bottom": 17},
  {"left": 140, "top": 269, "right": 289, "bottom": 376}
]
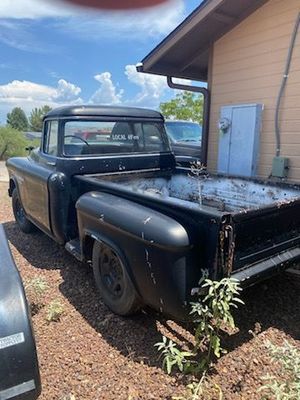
[
  {"left": 0, "top": 126, "right": 28, "bottom": 160},
  {"left": 29, "top": 105, "right": 52, "bottom": 132},
  {"left": 159, "top": 91, "right": 204, "bottom": 124},
  {"left": 7, "top": 107, "right": 29, "bottom": 131}
]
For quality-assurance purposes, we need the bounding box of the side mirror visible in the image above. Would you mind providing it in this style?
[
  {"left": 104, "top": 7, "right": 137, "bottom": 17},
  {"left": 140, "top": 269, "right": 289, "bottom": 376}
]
[{"left": 26, "top": 146, "right": 35, "bottom": 152}]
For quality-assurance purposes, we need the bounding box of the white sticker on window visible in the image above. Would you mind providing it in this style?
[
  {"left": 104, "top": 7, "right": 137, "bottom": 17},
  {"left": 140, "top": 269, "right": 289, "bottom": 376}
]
[
  {"left": 111, "top": 134, "right": 139, "bottom": 141},
  {"left": 0, "top": 332, "right": 25, "bottom": 350}
]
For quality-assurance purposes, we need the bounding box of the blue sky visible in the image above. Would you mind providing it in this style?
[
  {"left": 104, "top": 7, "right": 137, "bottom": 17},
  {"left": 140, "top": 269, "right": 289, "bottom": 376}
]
[{"left": 0, "top": 0, "right": 202, "bottom": 124}]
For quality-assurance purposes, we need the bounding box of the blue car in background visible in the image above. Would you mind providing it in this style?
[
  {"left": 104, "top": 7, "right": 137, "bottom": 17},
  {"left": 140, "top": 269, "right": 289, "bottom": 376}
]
[{"left": 165, "top": 120, "right": 202, "bottom": 164}]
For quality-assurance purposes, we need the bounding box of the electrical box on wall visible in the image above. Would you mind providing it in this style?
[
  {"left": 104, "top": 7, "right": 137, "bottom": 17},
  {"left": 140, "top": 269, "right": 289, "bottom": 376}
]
[
  {"left": 272, "top": 156, "right": 289, "bottom": 178},
  {"left": 218, "top": 103, "right": 263, "bottom": 177}
]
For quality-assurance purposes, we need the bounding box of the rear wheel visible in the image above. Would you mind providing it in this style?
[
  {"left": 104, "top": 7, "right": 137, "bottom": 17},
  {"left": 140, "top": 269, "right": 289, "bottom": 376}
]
[
  {"left": 92, "top": 241, "right": 141, "bottom": 316},
  {"left": 12, "top": 188, "right": 35, "bottom": 234}
]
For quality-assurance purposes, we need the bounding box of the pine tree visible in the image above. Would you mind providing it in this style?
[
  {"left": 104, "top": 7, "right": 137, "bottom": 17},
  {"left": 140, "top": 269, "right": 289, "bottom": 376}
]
[
  {"left": 7, "top": 107, "right": 29, "bottom": 131},
  {"left": 29, "top": 105, "right": 52, "bottom": 132}
]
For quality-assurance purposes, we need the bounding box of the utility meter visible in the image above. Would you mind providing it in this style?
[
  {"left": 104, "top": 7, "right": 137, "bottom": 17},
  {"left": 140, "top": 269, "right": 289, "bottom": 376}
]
[{"left": 218, "top": 117, "right": 231, "bottom": 133}]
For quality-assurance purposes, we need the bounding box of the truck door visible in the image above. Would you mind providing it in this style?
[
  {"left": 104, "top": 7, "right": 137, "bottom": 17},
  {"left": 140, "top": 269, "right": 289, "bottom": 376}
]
[{"left": 22, "top": 121, "right": 58, "bottom": 233}]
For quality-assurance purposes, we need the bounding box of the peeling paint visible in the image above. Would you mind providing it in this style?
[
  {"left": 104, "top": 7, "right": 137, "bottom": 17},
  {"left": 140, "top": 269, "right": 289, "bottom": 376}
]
[
  {"left": 144, "top": 248, "right": 152, "bottom": 269},
  {"left": 106, "top": 173, "right": 300, "bottom": 212},
  {"left": 150, "top": 272, "right": 157, "bottom": 285}
]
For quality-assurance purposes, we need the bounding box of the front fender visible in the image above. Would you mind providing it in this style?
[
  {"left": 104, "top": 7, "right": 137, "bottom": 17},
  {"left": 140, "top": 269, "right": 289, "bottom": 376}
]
[{"left": 0, "top": 225, "right": 41, "bottom": 399}]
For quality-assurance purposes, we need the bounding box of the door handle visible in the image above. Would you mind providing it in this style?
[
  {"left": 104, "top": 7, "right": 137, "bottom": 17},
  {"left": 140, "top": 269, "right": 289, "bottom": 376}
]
[{"left": 46, "top": 161, "right": 56, "bottom": 166}]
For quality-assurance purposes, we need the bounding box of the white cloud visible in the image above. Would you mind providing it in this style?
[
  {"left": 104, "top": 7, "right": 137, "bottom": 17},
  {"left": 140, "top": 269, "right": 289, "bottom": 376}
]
[
  {"left": 58, "top": 0, "right": 185, "bottom": 40},
  {"left": 90, "top": 72, "right": 123, "bottom": 105},
  {"left": 0, "top": 79, "right": 81, "bottom": 102},
  {"left": 89, "top": 65, "right": 193, "bottom": 109},
  {"left": 54, "top": 79, "right": 82, "bottom": 101},
  {"left": 0, "top": 67, "right": 195, "bottom": 124},
  {"left": 0, "top": 0, "right": 186, "bottom": 51},
  {"left": 0, "top": 0, "right": 75, "bottom": 19},
  {"left": 125, "top": 65, "right": 168, "bottom": 107},
  {"left": 0, "top": 0, "right": 184, "bottom": 37},
  {"left": 124, "top": 64, "right": 192, "bottom": 108},
  {"left": 0, "top": 0, "right": 185, "bottom": 41},
  {"left": 0, "top": 79, "right": 82, "bottom": 122}
]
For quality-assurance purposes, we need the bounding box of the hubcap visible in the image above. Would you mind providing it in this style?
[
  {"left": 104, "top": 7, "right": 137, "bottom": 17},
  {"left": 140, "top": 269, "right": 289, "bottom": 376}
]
[
  {"left": 16, "top": 198, "right": 26, "bottom": 224},
  {"left": 99, "top": 247, "right": 124, "bottom": 298}
]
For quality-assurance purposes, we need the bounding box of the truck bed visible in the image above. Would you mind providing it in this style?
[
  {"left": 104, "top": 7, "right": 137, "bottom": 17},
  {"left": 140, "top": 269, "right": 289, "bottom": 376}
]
[
  {"left": 75, "top": 169, "right": 300, "bottom": 284},
  {"left": 78, "top": 169, "right": 300, "bottom": 212}
]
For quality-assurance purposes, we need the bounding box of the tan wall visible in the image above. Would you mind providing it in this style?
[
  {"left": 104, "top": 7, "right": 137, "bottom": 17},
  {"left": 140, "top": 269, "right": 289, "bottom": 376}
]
[{"left": 208, "top": 0, "right": 300, "bottom": 180}]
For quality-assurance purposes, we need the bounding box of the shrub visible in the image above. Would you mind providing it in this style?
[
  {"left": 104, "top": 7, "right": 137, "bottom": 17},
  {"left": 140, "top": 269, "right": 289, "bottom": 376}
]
[
  {"left": 156, "top": 277, "right": 243, "bottom": 375},
  {"left": 260, "top": 340, "right": 300, "bottom": 399},
  {"left": 155, "top": 336, "right": 194, "bottom": 374},
  {"left": 155, "top": 276, "right": 244, "bottom": 399},
  {"left": 0, "top": 126, "right": 29, "bottom": 160},
  {"left": 46, "top": 299, "right": 64, "bottom": 322},
  {"left": 190, "top": 277, "right": 244, "bottom": 369},
  {"left": 25, "top": 276, "right": 49, "bottom": 315}
]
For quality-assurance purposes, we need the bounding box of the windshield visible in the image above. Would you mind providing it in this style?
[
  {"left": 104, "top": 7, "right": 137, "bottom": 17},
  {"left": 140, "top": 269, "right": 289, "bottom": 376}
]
[
  {"left": 165, "top": 121, "right": 202, "bottom": 143},
  {"left": 63, "top": 120, "right": 170, "bottom": 156}
]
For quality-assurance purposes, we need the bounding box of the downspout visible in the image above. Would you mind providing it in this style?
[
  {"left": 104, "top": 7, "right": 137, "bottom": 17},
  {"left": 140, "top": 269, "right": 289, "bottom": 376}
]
[
  {"left": 274, "top": 12, "right": 300, "bottom": 157},
  {"left": 167, "top": 76, "right": 210, "bottom": 166}
]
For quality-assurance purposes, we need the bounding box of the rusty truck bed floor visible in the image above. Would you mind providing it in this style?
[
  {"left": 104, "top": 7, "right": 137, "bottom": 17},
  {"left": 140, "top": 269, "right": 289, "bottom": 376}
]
[{"left": 0, "top": 182, "right": 299, "bottom": 400}]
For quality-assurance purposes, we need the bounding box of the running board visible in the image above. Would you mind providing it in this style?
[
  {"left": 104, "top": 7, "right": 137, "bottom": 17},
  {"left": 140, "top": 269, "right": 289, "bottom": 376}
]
[{"left": 65, "top": 239, "right": 83, "bottom": 262}]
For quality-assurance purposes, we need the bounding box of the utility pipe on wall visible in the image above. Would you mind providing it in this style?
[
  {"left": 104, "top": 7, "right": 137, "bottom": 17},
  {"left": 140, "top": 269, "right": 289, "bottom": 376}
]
[
  {"left": 275, "top": 12, "right": 300, "bottom": 157},
  {"left": 167, "top": 76, "right": 210, "bottom": 166}
]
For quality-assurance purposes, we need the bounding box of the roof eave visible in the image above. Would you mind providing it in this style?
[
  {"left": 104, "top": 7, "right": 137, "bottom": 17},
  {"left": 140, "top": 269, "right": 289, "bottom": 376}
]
[{"left": 138, "top": 0, "right": 269, "bottom": 81}]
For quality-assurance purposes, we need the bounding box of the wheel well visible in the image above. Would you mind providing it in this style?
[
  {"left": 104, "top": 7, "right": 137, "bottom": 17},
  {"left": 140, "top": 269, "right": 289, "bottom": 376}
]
[
  {"left": 9, "top": 179, "right": 16, "bottom": 197},
  {"left": 83, "top": 235, "right": 95, "bottom": 262}
]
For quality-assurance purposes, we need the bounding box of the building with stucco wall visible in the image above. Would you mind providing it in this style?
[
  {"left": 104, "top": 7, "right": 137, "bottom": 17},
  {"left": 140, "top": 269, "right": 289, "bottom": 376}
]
[{"left": 139, "top": 0, "right": 300, "bottom": 181}]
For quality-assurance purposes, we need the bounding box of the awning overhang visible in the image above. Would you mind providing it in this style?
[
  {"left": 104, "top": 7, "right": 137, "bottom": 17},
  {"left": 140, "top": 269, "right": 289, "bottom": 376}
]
[{"left": 138, "top": 0, "right": 269, "bottom": 82}]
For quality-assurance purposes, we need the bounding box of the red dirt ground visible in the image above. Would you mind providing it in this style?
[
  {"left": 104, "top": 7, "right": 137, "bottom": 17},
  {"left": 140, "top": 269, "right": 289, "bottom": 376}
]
[{"left": 0, "top": 182, "right": 299, "bottom": 399}]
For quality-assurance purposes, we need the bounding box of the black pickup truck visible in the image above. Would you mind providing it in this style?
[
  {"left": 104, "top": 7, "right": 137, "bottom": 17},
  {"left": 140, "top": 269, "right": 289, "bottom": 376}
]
[{"left": 6, "top": 105, "right": 300, "bottom": 320}]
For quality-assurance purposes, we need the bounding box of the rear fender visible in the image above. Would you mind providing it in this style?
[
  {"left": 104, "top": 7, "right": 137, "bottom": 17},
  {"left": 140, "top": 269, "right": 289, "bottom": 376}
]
[
  {"left": 76, "top": 192, "right": 190, "bottom": 250},
  {"left": 76, "top": 192, "right": 191, "bottom": 319}
]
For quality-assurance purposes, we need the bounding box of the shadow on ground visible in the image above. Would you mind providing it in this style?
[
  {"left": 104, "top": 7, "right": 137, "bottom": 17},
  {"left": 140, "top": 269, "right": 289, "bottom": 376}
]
[{"left": 4, "top": 220, "right": 300, "bottom": 369}]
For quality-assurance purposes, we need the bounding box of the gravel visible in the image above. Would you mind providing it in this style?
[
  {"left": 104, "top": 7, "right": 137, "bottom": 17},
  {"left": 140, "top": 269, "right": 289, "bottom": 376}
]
[
  {"left": 1, "top": 181, "right": 299, "bottom": 400},
  {"left": 0, "top": 161, "right": 8, "bottom": 182}
]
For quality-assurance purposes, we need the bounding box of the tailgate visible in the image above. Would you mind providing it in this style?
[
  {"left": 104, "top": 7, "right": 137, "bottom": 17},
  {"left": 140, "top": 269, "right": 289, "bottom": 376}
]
[{"left": 229, "top": 199, "right": 300, "bottom": 280}]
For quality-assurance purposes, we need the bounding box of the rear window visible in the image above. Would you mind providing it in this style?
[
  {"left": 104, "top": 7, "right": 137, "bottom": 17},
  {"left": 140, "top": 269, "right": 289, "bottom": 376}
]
[{"left": 63, "top": 120, "right": 169, "bottom": 156}]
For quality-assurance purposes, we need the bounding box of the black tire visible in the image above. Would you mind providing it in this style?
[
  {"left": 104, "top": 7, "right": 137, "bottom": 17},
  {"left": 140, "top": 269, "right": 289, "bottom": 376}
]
[
  {"left": 92, "top": 241, "right": 141, "bottom": 316},
  {"left": 12, "top": 188, "right": 35, "bottom": 234}
]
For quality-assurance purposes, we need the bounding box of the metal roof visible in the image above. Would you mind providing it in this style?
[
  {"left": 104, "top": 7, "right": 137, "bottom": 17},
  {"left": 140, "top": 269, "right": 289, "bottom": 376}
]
[
  {"left": 138, "top": 0, "right": 268, "bottom": 81},
  {"left": 44, "top": 105, "right": 163, "bottom": 120}
]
